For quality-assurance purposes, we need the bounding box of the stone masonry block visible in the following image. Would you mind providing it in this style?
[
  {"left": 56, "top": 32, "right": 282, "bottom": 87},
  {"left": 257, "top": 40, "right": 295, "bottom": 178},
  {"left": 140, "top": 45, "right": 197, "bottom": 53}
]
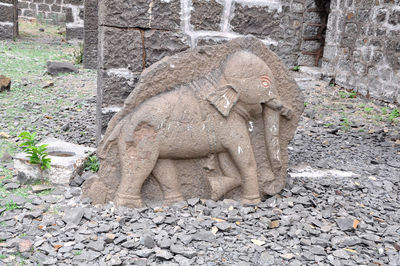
[
  {"left": 0, "top": 5, "right": 14, "bottom": 22},
  {"left": 63, "top": 0, "right": 83, "bottom": 5},
  {"left": 23, "top": 9, "right": 35, "bottom": 17},
  {"left": 38, "top": 3, "right": 50, "bottom": 11},
  {"left": 100, "top": 27, "right": 143, "bottom": 72},
  {"left": 303, "top": 11, "right": 324, "bottom": 24},
  {"left": 190, "top": 0, "right": 224, "bottom": 31},
  {"left": 18, "top": 2, "right": 29, "bottom": 9},
  {"left": 99, "top": 0, "right": 180, "bottom": 30},
  {"left": 85, "top": 15, "right": 98, "bottom": 31},
  {"left": 101, "top": 70, "right": 139, "bottom": 106},
  {"left": 65, "top": 7, "right": 73, "bottom": 22},
  {"left": 389, "top": 9, "right": 400, "bottom": 26},
  {"left": 84, "top": 29, "right": 97, "bottom": 45},
  {"left": 51, "top": 4, "right": 61, "bottom": 12},
  {"left": 0, "top": 24, "right": 14, "bottom": 39},
  {"left": 83, "top": 45, "right": 97, "bottom": 69},
  {"left": 84, "top": 0, "right": 97, "bottom": 17},
  {"left": 231, "top": 3, "right": 280, "bottom": 38},
  {"left": 144, "top": 30, "right": 190, "bottom": 67},
  {"left": 66, "top": 27, "right": 83, "bottom": 40}
]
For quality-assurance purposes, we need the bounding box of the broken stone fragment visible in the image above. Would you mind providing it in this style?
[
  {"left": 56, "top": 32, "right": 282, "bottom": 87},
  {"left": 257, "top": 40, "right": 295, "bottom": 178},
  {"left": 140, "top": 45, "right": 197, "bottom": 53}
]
[
  {"left": 46, "top": 61, "right": 79, "bottom": 75},
  {"left": 0, "top": 75, "right": 11, "bottom": 92}
]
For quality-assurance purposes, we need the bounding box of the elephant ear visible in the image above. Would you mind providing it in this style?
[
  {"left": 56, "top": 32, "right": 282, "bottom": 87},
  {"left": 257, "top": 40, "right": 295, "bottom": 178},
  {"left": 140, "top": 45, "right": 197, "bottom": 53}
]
[{"left": 207, "top": 84, "right": 239, "bottom": 117}]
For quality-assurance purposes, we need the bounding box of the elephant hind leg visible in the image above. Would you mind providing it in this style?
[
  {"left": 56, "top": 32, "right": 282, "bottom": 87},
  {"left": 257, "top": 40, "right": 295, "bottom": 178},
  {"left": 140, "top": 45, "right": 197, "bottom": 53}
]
[
  {"left": 115, "top": 123, "right": 159, "bottom": 208},
  {"left": 152, "top": 159, "right": 184, "bottom": 205},
  {"left": 207, "top": 152, "right": 241, "bottom": 200}
]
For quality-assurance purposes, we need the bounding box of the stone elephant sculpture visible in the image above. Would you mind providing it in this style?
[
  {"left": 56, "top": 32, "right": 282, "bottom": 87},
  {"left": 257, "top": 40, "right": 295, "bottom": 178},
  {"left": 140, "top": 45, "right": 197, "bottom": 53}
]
[{"left": 94, "top": 51, "right": 292, "bottom": 208}]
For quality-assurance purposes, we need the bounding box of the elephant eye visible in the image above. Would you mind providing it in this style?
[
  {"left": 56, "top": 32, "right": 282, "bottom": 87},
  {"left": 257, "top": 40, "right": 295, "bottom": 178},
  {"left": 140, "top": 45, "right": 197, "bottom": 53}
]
[{"left": 260, "top": 75, "right": 271, "bottom": 88}]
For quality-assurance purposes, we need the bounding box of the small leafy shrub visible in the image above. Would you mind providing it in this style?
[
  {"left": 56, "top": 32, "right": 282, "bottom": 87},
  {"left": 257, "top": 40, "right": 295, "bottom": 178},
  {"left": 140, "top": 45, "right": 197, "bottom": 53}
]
[
  {"left": 18, "top": 131, "right": 51, "bottom": 170},
  {"left": 339, "top": 90, "right": 357, "bottom": 99},
  {"left": 84, "top": 155, "right": 99, "bottom": 172},
  {"left": 388, "top": 108, "right": 399, "bottom": 122},
  {"left": 340, "top": 112, "right": 351, "bottom": 130},
  {"left": 292, "top": 66, "right": 300, "bottom": 71},
  {"left": 364, "top": 106, "right": 373, "bottom": 114},
  {"left": 4, "top": 200, "right": 21, "bottom": 211},
  {"left": 73, "top": 43, "right": 84, "bottom": 65}
]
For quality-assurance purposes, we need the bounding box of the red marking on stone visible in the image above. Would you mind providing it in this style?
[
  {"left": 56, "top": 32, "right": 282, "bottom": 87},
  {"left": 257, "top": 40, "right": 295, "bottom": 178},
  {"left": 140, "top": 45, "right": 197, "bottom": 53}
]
[{"left": 260, "top": 75, "right": 271, "bottom": 88}]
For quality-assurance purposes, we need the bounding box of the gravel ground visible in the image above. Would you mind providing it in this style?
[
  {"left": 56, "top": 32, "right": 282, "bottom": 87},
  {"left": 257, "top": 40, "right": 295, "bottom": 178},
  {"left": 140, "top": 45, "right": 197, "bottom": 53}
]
[{"left": 0, "top": 67, "right": 399, "bottom": 265}]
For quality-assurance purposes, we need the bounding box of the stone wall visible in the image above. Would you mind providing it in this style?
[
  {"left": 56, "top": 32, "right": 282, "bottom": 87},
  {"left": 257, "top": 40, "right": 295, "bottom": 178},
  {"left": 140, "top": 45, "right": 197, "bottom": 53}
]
[
  {"left": 18, "top": 0, "right": 83, "bottom": 40},
  {"left": 96, "top": 0, "right": 309, "bottom": 141},
  {"left": 65, "top": 0, "right": 84, "bottom": 40},
  {"left": 322, "top": 0, "right": 400, "bottom": 104},
  {"left": 0, "top": 0, "right": 18, "bottom": 40},
  {"left": 18, "top": 0, "right": 66, "bottom": 24},
  {"left": 83, "top": 0, "right": 97, "bottom": 69}
]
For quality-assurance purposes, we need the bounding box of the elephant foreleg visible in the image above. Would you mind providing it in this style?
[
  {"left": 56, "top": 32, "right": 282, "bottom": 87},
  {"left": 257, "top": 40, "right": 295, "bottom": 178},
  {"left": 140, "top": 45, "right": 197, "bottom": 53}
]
[
  {"left": 225, "top": 133, "right": 261, "bottom": 205},
  {"left": 152, "top": 159, "right": 184, "bottom": 205}
]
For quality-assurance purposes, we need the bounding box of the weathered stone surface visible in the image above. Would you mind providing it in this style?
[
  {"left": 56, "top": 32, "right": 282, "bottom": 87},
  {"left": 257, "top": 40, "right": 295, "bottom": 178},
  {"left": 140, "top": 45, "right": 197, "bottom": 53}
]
[
  {"left": 144, "top": 30, "right": 190, "bottom": 67},
  {"left": 0, "top": 24, "right": 14, "bottom": 39},
  {"left": 99, "top": 0, "right": 180, "bottom": 30},
  {"left": 231, "top": 4, "right": 280, "bottom": 38},
  {"left": 66, "top": 27, "right": 84, "bottom": 41},
  {"left": 0, "top": 4, "right": 14, "bottom": 22},
  {"left": 14, "top": 138, "right": 95, "bottom": 185},
  {"left": 99, "top": 27, "right": 143, "bottom": 71},
  {"left": 83, "top": 0, "right": 98, "bottom": 69},
  {"left": 100, "top": 70, "right": 139, "bottom": 106},
  {"left": 46, "top": 61, "right": 79, "bottom": 75},
  {"left": 190, "top": 0, "right": 223, "bottom": 31},
  {"left": 322, "top": 3, "right": 400, "bottom": 104},
  {"left": 84, "top": 37, "right": 304, "bottom": 208}
]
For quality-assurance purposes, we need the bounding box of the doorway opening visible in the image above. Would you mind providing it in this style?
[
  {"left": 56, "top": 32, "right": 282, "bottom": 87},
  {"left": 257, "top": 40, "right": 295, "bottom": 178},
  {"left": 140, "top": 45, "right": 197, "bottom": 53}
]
[{"left": 299, "top": 0, "right": 331, "bottom": 67}]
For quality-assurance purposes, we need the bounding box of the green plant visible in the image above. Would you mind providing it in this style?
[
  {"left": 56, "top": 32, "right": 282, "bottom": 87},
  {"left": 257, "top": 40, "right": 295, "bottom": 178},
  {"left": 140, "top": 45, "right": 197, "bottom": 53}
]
[
  {"left": 73, "top": 250, "right": 82, "bottom": 256},
  {"left": 388, "top": 108, "right": 399, "bottom": 122},
  {"left": 18, "top": 132, "right": 51, "bottom": 170},
  {"left": 4, "top": 200, "right": 21, "bottom": 211},
  {"left": 36, "top": 188, "right": 54, "bottom": 196},
  {"left": 339, "top": 90, "right": 357, "bottom": 99},
  {"left": 0, "top": 254, "right": 7, "bottom": 260},
  {"left": 292, "top": 66, "right": 300, "bottom": 71},
  {"left": 340, "top": 112, "right": 351, "bottom": 129},
  {"left": 84, "top": 155, "right": 99, "bottom": 172},
  {"left": 364, "top": 106, "right": 373, "bottom": 114},
  {"left": 381, "top": 107, "right": 388, "bottom": 115},
  {"left": 73, "top": 43, "right": 84, "bottom": 65},
  {"left": 304, "top": 102, "right": 308, "bottom": 107}
]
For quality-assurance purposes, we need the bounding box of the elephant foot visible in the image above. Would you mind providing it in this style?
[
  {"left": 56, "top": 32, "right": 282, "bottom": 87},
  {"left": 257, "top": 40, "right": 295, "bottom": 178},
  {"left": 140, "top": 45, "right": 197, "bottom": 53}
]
[
  {"left": 164, "top": 194, "right": 185, "bottom": 206},
  {"left": 114, "top": 193, "right": 143, "bottom": 208},
  {"left": 241, "top": 195, "right": 261, "bottom": 206},
  {"left": 208, "top": 176, "right": 241, "bottom": 201}
]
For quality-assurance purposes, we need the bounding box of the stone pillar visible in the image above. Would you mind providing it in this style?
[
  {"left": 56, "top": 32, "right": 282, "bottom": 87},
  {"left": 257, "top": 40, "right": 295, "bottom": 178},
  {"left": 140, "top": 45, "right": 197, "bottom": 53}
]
[
  {"left": 65, "top": 0, "right": 84, "bottom": 40},
  {"left": 0, "top": 0, "right": 18, "bottom": 40},
  {"left": 83, "top": 0, "right": 98, "bottom": 69}
]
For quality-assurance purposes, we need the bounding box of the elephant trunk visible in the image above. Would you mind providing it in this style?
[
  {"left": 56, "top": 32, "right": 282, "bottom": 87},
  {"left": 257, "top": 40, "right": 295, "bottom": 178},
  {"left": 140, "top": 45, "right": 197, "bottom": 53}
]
[{"left": 262, "top": 104, "right": 282, "bottom": 175}]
